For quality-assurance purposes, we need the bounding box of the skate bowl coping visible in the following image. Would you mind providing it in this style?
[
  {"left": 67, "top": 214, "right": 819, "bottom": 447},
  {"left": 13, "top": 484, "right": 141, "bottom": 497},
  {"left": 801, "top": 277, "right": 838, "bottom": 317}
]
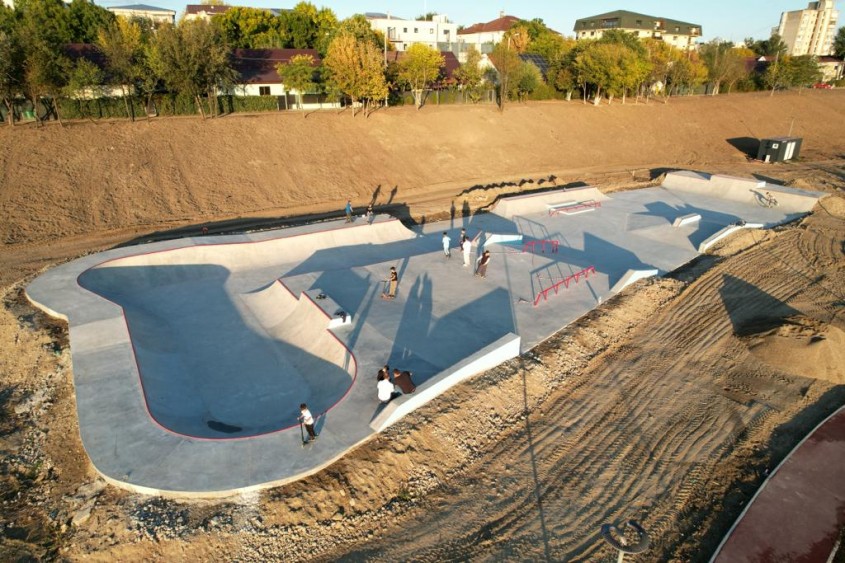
[
  {"left": 370, "top": 333, "right": 521, "bottom": 431},
  {"left": 493, "top": 186, "right": 608, "bottom": 219}
]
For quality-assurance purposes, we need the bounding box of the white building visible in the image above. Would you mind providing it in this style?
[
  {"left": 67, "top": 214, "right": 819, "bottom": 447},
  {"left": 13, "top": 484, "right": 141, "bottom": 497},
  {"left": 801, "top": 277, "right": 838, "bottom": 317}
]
[
  {"left": 777, "top": 0, "right": 839, "bottom": 56},
  {"left": 573, "top": 10, "right": 702, "bottom": 51},
  {"left": 366, "top": 12, "right": 459, "bottom": 51},
  {"left": 107, "top": 4, "right": 176, "bottom": 25}
]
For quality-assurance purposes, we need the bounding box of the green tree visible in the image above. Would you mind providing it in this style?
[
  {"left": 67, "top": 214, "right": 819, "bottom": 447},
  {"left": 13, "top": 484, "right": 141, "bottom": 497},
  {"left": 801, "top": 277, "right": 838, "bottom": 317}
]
[
  {"left": 509, "top": 61, "right": 541, "bottom": 101},
  {"left": 324, "top": 32, "right": 386, "bottom": 117},
  {"left": 62, "top": 57, "right": 103, "bottom": 120},
  {"left": 98, "top": 17, "right": 145, "bottom": 120},
  {"left": 397, "top": 43, "right": 444, "bottom": 109},
  {"left": 787, "top": 55, "right": 822, "bottom": 88},
  {"left": 276, "top": 53, "right": 317, "bottom": 113},
  {"left": 0, "top": 30, "right": 24, "bottom": 125},
  {"left": 150, "top": 19, "right": 236, "bottom": 119},
  {"left": 489, "top": 36, "right": 522, "bottom": 111},
  {"left": 700, "top": 40, "right": 747, "bottom": 95},
  {"left": 745, "top": 33, "right": 788, "bottom": 58},
  {"left": 214, "top": 7, "right": 284, "bottom": 48},
  {"left": 833, "top": 26, "right": 845, "bottom": 59},
  {"left": 453, "top": 46, "right": 484, "bottom": 102},
  {"left": 280, "top": 2, "right": 318, "bottom": 49},
  {"left": 67, "top": 0, "right": 115, "bottom": 43}
]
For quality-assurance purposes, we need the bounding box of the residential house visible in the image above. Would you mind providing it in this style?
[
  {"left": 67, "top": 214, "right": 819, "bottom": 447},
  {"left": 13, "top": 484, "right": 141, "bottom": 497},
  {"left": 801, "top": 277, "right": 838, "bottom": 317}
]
[
  {"left": 818, "top": 55, "right": 844, "bottom": 81},
  {"left": 573, "top": 10, "right": 702, "bottom": 51},
  {"left": 107, "top": 4, "right": 176, "bottom": 25},
  {"left": 777, "top": 0, "right": 839, "bottom": 56},
  {"left": 228, "top": 48, "right": 338, "bottom": 109},
  {"left": 366, "top": 12, "right": 459, "bottom": 52},
  {"left": 385, "top": 50, "right": 461, "bottom": 87},
  {"left": 64, "top": 43, "right": 133, "bottom": 99},
  {"left": 457, "top": 12, "right": 521, "bottom": 55}
]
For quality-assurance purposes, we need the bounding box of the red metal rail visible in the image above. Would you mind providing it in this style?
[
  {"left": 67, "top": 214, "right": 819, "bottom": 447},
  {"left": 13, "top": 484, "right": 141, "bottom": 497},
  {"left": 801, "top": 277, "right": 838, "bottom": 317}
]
[
  {"left": 523, "top": 239, "right": 559, "bottom": 253},
  {"left": 534, "top": 266, "right": 596, "bottom": 306}
]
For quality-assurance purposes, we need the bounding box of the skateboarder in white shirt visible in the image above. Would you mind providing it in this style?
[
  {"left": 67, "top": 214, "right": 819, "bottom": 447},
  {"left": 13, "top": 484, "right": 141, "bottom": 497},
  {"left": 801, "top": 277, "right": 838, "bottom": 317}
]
[{"left": 299, "top": 403, "right": 317, "bottom": 442}]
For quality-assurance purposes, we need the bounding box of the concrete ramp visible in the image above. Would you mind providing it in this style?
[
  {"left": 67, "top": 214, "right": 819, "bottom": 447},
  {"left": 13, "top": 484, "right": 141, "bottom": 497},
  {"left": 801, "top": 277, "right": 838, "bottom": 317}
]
[
  {"left": 610, "top": 269, "right": 660, "bottom": 294},
  {"left": 663, "top": 171, "right": 826, "bottom": 214},
  {"left": 493, "top": 186, "right": 608, "bottom": 219}
]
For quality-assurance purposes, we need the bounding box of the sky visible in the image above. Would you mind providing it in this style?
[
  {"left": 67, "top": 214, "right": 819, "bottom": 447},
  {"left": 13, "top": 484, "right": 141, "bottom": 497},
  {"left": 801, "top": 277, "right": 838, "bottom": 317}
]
[{"left": 95, "top": 0, "right": 841, "bottom": 44}]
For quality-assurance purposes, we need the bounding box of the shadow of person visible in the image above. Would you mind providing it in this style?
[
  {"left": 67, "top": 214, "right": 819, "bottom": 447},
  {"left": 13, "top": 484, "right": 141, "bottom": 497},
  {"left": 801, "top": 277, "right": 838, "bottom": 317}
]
[{"left": 370, "top": 185, "right": 382, "bottom": 206}]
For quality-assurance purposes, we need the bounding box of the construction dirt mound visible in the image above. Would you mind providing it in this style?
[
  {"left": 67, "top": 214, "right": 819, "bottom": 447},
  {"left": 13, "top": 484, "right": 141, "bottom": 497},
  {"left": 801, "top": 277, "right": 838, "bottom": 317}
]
[{"left": 0, "top": 92, "right": 844, "bottom": 562}]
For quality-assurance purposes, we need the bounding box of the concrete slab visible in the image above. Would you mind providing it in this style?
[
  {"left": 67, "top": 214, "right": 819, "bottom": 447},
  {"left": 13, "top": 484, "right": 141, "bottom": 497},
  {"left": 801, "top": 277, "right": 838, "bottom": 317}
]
[{"left": 25, "top": 175, "right": 828, "bottom": 496}]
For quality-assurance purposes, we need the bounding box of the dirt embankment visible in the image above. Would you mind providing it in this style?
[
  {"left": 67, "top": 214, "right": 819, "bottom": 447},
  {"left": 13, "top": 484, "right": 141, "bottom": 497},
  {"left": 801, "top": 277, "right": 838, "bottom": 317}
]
[{"left": 0, "top": 92, "right": 844, "bottom": 561}]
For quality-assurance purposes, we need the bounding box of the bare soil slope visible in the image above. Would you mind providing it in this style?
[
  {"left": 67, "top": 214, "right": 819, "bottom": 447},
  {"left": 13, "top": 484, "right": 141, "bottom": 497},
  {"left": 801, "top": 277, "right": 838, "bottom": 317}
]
[{"left": 0, "top": 92, "right": 844, "bottom": 562}]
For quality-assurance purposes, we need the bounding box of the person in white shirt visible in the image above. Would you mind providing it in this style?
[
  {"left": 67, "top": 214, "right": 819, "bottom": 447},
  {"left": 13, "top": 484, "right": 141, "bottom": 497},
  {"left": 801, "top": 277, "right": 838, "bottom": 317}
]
[
  {"left": 377, "top": 372, "right": 397, "bottom": 403},
  {"left": 442, "top": 232, "right": 451, "bottom": 258},
  {"left": 298, "top": 403, "right": 317, "bottom": 442},
  {"left": 461, "top": 237, "right": 472, "bottom": 267}
]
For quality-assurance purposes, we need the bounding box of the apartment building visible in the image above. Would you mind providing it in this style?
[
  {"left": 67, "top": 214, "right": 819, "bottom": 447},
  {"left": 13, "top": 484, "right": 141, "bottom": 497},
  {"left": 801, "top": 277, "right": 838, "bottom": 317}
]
[
  {"left": 777, "top": 0, "right": 839, "bottom": 56},
  {"left": 107, "top": 4, "right": 176, "bottom": 25},
  {"left": 573, "top": 10, "right": 702, "bottom": 51}
]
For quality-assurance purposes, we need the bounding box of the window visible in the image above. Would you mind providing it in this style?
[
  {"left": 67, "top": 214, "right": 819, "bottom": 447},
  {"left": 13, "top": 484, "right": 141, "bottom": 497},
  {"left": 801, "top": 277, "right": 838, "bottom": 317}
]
[
  {"left": 414, "top": 27, "right": 418, "bottom": 33},
  {"left": 403, "top": 27, "right": 407, "bottom": 33},
  {"left": 590, "top": 31, "right": 595, "bottom": 36},
  {"left": 430, "top": 28, "right": 434, "bottom": 34},
  {"left": 259, "top": 86, "right": 270, "bottom": 96},
  {"left": 636, "top": 19, "right": 642, "bottom": 25},
  {"left": 443, "top": 30, "right": 449, "bottom": 35}
]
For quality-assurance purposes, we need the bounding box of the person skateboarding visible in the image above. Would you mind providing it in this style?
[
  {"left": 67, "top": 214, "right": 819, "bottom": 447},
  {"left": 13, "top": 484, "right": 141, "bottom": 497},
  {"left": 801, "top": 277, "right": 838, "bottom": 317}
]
[
  {"left": 298, "top": 403, "right": 317, "bottom": 443},
  {"left": 383, "top": 266, "right": 398, "bottom": 299}
]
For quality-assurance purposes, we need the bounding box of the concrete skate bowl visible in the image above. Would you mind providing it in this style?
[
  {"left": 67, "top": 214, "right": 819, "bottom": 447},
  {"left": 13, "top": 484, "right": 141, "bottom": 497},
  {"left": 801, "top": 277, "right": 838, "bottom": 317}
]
[{"left": 77, "top": 251, "right": 357, "bottom": 440}]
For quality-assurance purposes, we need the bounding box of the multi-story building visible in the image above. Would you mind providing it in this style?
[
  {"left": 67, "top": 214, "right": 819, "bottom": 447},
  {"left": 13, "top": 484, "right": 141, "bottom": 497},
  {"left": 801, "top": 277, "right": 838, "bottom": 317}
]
[
  {"left": 573, "top": 10, "right": 702, "bottom": 51},
  {"left": 777, "top": 1, "right": 839, "bottom": 56},
  {"left": 366, "top": 12, "right": 459, "bottom": 52},
  {"left": 107, "top": 4, "right": 176, "bottom": 25}
]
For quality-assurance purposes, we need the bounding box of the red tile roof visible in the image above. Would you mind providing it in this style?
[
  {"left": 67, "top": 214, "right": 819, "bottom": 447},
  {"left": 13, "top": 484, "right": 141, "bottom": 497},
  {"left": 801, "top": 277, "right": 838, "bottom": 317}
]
[
  {"left": 232, "top": 48, "right": 321, "bottom": 85},
  {"left": 458, "top": 15, "right": 520, "bottom": 36}
]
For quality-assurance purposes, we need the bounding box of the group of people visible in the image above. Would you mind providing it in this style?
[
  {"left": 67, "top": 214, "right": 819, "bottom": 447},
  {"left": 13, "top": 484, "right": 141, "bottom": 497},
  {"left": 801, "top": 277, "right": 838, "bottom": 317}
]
[
  {"left": 345, "top": 200, "right": 376, "bottom": 225},
  {"left": 442, "top": 228, "right": 492, "bottom": 277},
  {"left": 377, "top": 364, "right": 416, "bottom": 404}
]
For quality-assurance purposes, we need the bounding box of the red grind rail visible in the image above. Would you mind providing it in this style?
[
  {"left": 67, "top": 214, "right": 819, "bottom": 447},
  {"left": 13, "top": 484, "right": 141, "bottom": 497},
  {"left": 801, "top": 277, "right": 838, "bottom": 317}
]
[
  {"left": 523, "top": 240, "right": 559, "bottom": 253},
  {"left": 549, "top": 201, "right": 601, "bottom": 216},
  {"left": 534, "top": 266, "right": 596, "bottom": 306}
]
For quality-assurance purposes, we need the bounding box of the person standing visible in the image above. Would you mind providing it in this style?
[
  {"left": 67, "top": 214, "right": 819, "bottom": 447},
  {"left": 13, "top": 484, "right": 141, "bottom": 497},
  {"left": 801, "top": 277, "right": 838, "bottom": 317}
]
[
  {"left": 459, "top": 228, "right": 468, "bottom": 247},
  {"left": 461, "top": 236, "right": 472, "bottom": 267},
  {"left": 345, "top": 200, "right": 353, "bottom": 222},
  {"left": 442, "top": 232, "right": 451, "bottom": 259},
  {"left": 384, "top": 266, "right": 398, "bottom": 299},
  {"left": 299, "top": 403, "right": 317, "bottom": 442},
  {"left": 475, "top": 250, "right": 492, "bottom": 278},
  {"left": 366, "top": 204, "right": 374, "bottom": 224}
]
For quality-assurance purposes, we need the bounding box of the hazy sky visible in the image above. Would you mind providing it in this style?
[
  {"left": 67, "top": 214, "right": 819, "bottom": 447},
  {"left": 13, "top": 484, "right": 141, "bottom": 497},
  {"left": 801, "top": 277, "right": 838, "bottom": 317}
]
[{"left": 97, "top": 0, "right": 841, "bottom": 43}]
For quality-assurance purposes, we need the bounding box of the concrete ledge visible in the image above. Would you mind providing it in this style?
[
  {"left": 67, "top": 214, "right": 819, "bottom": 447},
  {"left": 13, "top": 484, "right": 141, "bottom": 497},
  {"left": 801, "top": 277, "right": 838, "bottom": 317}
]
[
  {"left": 485, "top": 233, "right": 524, "bottom": 246},
  {"left": 673, "top": 213, "right": 701, "bottom": 227},
  {"left": 370, "top": 333, "right": 521, "bottom": 431},
  {"left": 698, "top": 223, "right": 764, "bottom": 253},
  {"left": 493, "top": 186, "right": 608, "bottom": 219},
  {"left": 610, "top": 269, "right": 659, "bottom": 294}
]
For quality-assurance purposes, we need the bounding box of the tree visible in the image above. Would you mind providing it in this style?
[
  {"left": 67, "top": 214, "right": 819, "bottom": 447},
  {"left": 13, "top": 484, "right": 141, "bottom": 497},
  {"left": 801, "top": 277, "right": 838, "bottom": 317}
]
[
  {"left": 280, "top": 2, "right": 318, "bottom": 49},
  {"left": 453, "top": 46, "right": 484, "bottom": 102},
  {"left": 0, "top": 30, "right": 24, "bottom": 125},
  {"left": 150, "top": 19, "right": 236, "bottom": 119},
  {"left": 214, "top": 7, "right": 284, "bottom": 49},
  {"left": 509, "top": 61, "right": 541, "bottom": 101},
  {"left": 415, "top": 12, "right": 439, "bottom": 22},
  {"left": 489, "top": 37, "right": 521, "bottom": 111},
  {"left": 745, "top": 33, "right": 788, "bottom": 58},
  {"left": 62, "top": 57, "right": 104, "bottom": 120},
  {"left": 276, "top": 53, "right": 317, "bottom": 113},
  {"left": 323, "top": 32, "right": 387, "bottom": 117},
  {"left": 787, "top": 55, "right": 822, "bottom": 88},
  {"left": 98, "top": 18, "right": 145, "bottom": 120},
  {"left": 397, "top": 43, "right": 444, "bottom": 109},
  {"left": 67, "top": 0, "right": 115, "bottom": 43},
  {"left": 700, "top": 40, "right": 747, "bottom": 95},
  {"left": 834, "top": 26, "right": 845, "bottom": 59}
]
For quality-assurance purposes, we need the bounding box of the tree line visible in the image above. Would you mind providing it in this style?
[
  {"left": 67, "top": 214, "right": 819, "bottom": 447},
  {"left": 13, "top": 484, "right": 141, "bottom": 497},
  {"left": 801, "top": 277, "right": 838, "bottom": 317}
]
[{"left": 0, "top": 1, "right": 835, "bottom": 126}]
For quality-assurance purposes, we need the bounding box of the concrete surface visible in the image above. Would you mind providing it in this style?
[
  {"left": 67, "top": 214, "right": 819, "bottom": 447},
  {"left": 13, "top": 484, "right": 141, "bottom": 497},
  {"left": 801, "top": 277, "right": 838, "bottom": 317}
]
[{"left": 25, "top": 172, "right": 827, "bottom": 496}]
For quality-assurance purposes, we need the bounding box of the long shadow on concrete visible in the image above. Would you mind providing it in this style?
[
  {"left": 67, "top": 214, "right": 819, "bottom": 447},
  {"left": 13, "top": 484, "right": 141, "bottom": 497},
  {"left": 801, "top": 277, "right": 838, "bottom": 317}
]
[{"left": 78, "top": 264, "right": 353, "bottom": 439}]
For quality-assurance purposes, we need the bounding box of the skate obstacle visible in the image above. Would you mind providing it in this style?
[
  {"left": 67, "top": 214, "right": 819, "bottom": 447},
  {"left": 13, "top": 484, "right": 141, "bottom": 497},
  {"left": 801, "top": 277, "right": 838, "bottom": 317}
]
[
  {"left": 492, "top": 185, "right": 608, "bottom": 219},
  {"left": 610, "top": 269, "right": 659, "bottom": 294},
  {"left": 523, "top": 240, "right": 559, "bottom": 253},
  {"left": 534, "top": 266, "right": 596, "bottom": 306},
  {"left": 673, "top": 213, "right": 701, "bottom": 227}
]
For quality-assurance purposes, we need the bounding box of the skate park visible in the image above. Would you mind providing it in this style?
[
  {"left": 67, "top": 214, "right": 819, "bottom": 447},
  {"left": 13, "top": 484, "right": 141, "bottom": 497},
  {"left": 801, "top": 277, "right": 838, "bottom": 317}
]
[{"left": 25, "top": 170, "right": 827, "bottom": 496}]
